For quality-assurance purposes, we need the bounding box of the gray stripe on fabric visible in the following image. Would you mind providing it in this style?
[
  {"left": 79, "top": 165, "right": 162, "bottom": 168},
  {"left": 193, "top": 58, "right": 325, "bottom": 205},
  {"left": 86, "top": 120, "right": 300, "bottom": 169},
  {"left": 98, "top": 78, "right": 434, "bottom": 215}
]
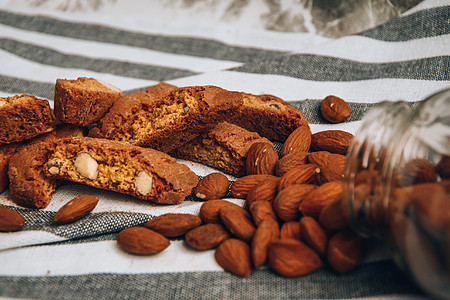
[
  {"left": 0, "top": 38, "right": 197, "bottom": 81},
  {"left": 359, "top": 6, "right": 450, "bottom": 41},
  {"left": 0, "top": 10, "right": 286, "bottom": 63},
  {"left": 0, "top": 261, "right": 425, "bottom": 300},
  {"left": 231, "top": 55, "right": 450, "bottom": 81},
  {"left": 0, "top": 74, "right": 55, "bottom": 99}
]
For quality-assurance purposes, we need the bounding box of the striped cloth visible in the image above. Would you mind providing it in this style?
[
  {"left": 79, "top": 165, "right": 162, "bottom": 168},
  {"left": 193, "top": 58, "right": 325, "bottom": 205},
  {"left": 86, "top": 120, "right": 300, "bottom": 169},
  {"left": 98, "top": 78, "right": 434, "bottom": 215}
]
[{"left": 0, "top": 1, "right": 449, "bottom": 299}]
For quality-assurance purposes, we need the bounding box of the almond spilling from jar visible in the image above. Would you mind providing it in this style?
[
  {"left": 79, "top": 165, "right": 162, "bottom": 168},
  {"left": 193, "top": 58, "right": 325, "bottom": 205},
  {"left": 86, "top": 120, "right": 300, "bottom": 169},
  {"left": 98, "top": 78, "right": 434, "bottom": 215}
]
[
  {"left": 144, "top": 213, "right": 202, "bottom": 237},
  {"left": 195, "top": 172, "right": 229, "bottom": 200},
  {"left": 327, "top": 229, "right": 365, "bottom": 273},
  {"left": 53, "top": 194, "right": 99, "bottom": 224},
  {"left": 245, "top": 142, "right": 278, "bottom": 175}
]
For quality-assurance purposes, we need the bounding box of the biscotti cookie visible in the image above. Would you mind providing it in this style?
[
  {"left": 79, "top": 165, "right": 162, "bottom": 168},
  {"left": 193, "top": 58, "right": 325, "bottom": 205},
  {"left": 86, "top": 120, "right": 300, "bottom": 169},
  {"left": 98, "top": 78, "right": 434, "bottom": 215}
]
[
  {"left": 229, "top": 93, "right": 309, "bottom": 142},
  {"left": 169, "top": 122, "right": 272, "bottom": 177},
  {"left": 89, "top": 85, "right": 243, "bottom": 153},
  {"left": 7, "top": 125, "right": 86, "bottom": 208},
  {"left": 54, "top": 77, "right": 124, "bottom": 126},
  {"left": 44, "top": 137, "right": 198, "bottom": 204},
  {"left": 0, "top": 94, "right": 55, "bottom": 145},
  {"left": 0, "top": 143, "right": 19, "bottom": 193}
]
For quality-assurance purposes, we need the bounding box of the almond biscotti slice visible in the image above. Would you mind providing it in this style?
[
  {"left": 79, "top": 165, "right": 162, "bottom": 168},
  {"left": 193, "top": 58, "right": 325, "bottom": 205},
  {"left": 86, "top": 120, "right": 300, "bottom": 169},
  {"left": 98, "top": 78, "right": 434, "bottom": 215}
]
[
  {"left": 169, "top": 122, "right": 272, "bottom": 177},
  {"left": 44, "top": 137, "right": 198, "bottom": 204},
  {"left": 0, "top": 94, "right": 55, "bottom": 145},
  {"left": 89, "top": 85, "right": 243, "bottom": 153},
  {"left": 229, "top": 93, "right": 309, "bottom": 142},
  {"left": 54, "top": 77, "right": 124, "bottom": 126}
]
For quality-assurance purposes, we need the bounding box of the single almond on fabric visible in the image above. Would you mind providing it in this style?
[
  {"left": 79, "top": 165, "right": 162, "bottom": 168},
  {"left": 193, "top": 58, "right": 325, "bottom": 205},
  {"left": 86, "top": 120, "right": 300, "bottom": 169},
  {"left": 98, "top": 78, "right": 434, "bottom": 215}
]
[
  {"left": 215, "top": 238, "right": 253, "bottom": 277},
  {"left": 199, "top": 199, "right": 247, "bottom": 223},
  {"left": 275, "top": 151, "right": 309, "bottom": 177},
  {"left": 280, "top": 125, "right": 312, "bottom": 157},
  {"left": 278, "top": 164, "right": 317, "bottom": 191},
  {"left": 0, "top": 206, "right": 25, "bottom": 232},
  {"left": 249, "top": 200, "right": 278, "bottom": 226},
  {"left": 268, "top": 238, "right": 322, "bottom": 277},
  {"left": 220, "top": 206, "right": 256, "bottom": 243},
  {"left": 299, "top": 181, "right": 344, "bottom": 219},
  {"left": 144, "top": 213, "right": 202, "bottom": 237},
  {"left": 320, "top": 95, "right": 351, "bottom": 123},
  {"left": 308, "top": 151, "right": 347, "bottom": 176},
  {"left": 399, "top": 158, "right": 438, "bottom": 187},
  {"left": 273, "top": 184, "right": 317, "bottom": 222},
  {"left": 280, "top": 221, "right": 302, "bottom": 240},
  {"left": 299, "top": 216, "right": 328, "bottom": 257},
  {"left": 251, "top": 218, "right": 280, "bottom": 268},
  {"left": 245, "top": 142, "right": 278, "bottom": 175},
  {"left": 195, "top": 172, "right": 230, "bottom": 200},
  {"left": 311, "top": 130, "right": 354, "bottom": 155},
  {"left": 327, "top": 229, "right": 365, "bottom": 273},
  {"left": 231, "top": 174, "right": 278, "bottom": 199},
  {"left": 117, "top": 226, "right": 170, "bottom": 255},
  {"left": 53, "top": 194, "right": 99, "bottom": 224},
  {"left": 246, "top": 176, "right": 281, "bottom": 205},
  {"left": 185, "top": 223, "right": 231, "bottom": 250},
  {"left": 319, "top": 198, "right": 349, "bottom": 230},
  {"left": 314, "top": 167, "right": 344, "bottom": 185}
]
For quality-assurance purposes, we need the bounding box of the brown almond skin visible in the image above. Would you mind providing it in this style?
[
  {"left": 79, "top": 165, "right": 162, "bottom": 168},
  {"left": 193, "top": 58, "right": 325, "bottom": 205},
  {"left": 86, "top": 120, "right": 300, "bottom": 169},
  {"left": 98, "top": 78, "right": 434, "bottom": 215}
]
[
  {"left": 199, "top": 199, "right": 248, "bottom": 224},
  {"left": 327, "top": 229, "right": 365, "bottom": 273},
  {"left": 245, "top": 142, "right": 278, "bottom": 175},
  {"left": 251, "top": 218, "right": 280, "bottom": 268},
  {"left": 299, "top": 216, "right": 328, "bottom": 256},
  {"left": 215, "top": 238, "right": 253, "bottom": 277},
  {"left": 311, "top": 130, "right": 353, "bottom": 155},
  {"left": 308, "top": 151, "right": 347, "bottom": 176},
  {"left": 281, "top": 125, "right": 312, "bottom": 157},
  {"left": 249, "top": 200, "right": 278, "bottom": 226},
  {"left": 231, "top": 174, "right": 278, "bottom": 199},
  {"left": 278, "top": 164, "right": 317, "bottom": 191},
  {"left": 220, "top": 205, "right": 256, "bottom": 243},
  {"left": 185, "top": 223, "right": 231, "bottom": 250},
  {"left": 117, "top": 226, "right": 170, "bottom": 255},
  {"left": 53, "top": 194, "right": 99, "bottom": 224},
  {"left": 280, "top": 221, "right": 302, "bottom": 240},
  {"left": 436, "top": 155, "right": 450, "bottom": 179},
  {"left": 144, "top": 213, "right": 202, "bottom": 237},
  {"left": 399, "top": 158, "right": 438, "bottom": 187},
  {"left": 320, "top": 95, "right": 351, "bottom": 123},
  {"left": 0, "top": 206, "right": 25, "bottom": 232},
  {"left": 246, "top": 176, "right": 281, "bottom": 205},
  {"left": 268, "top": 238, "right": 322, "bottom": 277},
  {"left": 314, "top": 167, "right": 344, "bottom": 185},
  {"left": 299, "top": 181, "right": 344, "bottom": 219},
  {"left": 319, "top": 198, "right": 349, "bottom": 230},
  {"left": 275, "top": 151, "right": 309, "bottom": 177},
  {"left": 195, "top": 172, "right": 230, "bottom": 200},
  {"left": 273, "top": 184, "right": 317, "bottom": 222}
]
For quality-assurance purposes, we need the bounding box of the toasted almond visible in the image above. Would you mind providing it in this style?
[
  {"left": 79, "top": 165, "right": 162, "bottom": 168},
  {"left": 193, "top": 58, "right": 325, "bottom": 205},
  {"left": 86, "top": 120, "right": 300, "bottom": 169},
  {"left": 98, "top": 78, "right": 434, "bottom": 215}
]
[
  {"left": 299, "top": 216, "right": 328, "bottom": 256},
  {"left": 308, "top": 151, "right": 347, "bottom": 176},
  {"left": 199, "top": 199, "right": 248, "bottom": 224},
  {"left": 185, "top": 223, "right": 231, "bottom": 250},
  {"left": 327, "top": 229, "right": 365, "bottom": 273},
  {"left": 215, "top": 238, "right": 253, "bottom": 277},
  {"left": 280, "top": 125, "right": 312, "bottom": 157},
  {"left": 195, "top": 172, "right": 230, "bottom": 200},
  {"left": 144, "top": 213, "right": 202, "bottom": 237},
  {"left": 246, "top": 176, "right": 281, "bottom": 205},
  {"left": 273, "top": 184, "right": 317, "bottom": 222},
  {"left": 311, "top": 130, "right": 353, "bottom": 155},
  {"left": 319, "top": 198, "right": 349, "bottom": 230},
  {"left": 299, "top": 181, "right": 343, "bottom": 219},
  {"left": 248, "top": 200, "right": 278, "bottom": 226},
  {"left": 275, "top": 151, "right": 309, "bottom": 177},
  {"left": 320, "top": 95, "right": 351, "bottom": 123},
  {"left": 220, "top": 205, "right": 256, "bottom": 243},
  {"left": 117, "top": 226, "right": 170, "bottom": 255},
  {"left": 314, "top": 166, "right": 344, "bottom": 185},
  {"left": 399, "top": 158, "right": 438, "bottom": 187},
  {"left": 53, "top": 194, "right": 98, "bottom": 224},
  {"left": 231, "top": 174, "right": 278, "bottom": 199},
  {"left": 278, "top": 164, "right": 317, "bottom": 191},
  {"left": 245, "top": 142, "right": 278, "bottom": 175},
  {"left": 280, "top": 221, "right": 302, "bottom": 240},
  {"left": 251, "top": 218, "right": 280, "bottom": 268},
  {"left": 0, "top": 206, "right": 25, "bottom": 232}
]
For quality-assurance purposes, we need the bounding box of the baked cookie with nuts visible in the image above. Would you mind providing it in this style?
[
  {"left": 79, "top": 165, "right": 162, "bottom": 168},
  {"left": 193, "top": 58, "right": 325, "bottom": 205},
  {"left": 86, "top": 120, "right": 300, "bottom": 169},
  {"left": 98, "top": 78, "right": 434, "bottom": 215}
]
[
  {"left": 229, "top": 93, "right": 309, "bottom": 142},
  {"left": 89, "top": 84, "right": 244, "bottom": 153},
  {"left": 44, "top": 137, "right": 198, "bottom": 204},
  {"left": 169, "top": 122, "right": 271, "bottom": 177},
  {"left": 54, "top": 77, "right": 124, "bottom": 126}
]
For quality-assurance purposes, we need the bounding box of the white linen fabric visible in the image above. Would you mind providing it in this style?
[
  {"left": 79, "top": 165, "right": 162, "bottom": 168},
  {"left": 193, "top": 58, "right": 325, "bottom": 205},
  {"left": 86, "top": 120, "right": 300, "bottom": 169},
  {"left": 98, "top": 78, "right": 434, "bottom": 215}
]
[{"left": 0, "top": 1, "right": 449, "bottom": 299}]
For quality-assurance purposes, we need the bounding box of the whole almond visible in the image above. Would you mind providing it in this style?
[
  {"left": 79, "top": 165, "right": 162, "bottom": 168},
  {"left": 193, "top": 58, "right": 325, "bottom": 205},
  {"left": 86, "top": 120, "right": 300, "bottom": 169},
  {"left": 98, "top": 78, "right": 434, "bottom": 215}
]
[
  {"left": 199, "top": 199, "right": 247, "bottom": 223},
  {"left": 273, "top": 184, "right": 317, "bottom": 222},
  {"left": 320, "top": 95, "right": 351, "bottom": 123},
  {"left": 281, "top": 125, "right": 312, "bottom": 157},
  {"left": 231, "top": 174, "right": 278, "bottom": 199},
  {"left": 299, "top": 181, "right": 344, "bottom": 218},
  {"left": 399, "top": 158, "right": 437, "bottom": 187},
  {"left": 249, "top": 200, "right": 278, "bottom": 226},
  {"left": 275, "top": 151, "right": 309, "bottom": 177},
  {"left": 319, "top": 198, "right": 349, "bottom": 230},
  {"left": 311, "top": 130, "right": 353, "bottom": 155},
  {"left": 251, "top": 218, "right": 280, "bottom": 268},
  {"left": 308, "top": 151, "right": 347, "bottom": 176},
  {"left": 246, "top": 176, "right": 281, "bottom": 205},
  {"left": 314, "top": 167, "right": 344, "bottom": 185},
  {"left": 220, "top": 206, "right": 256, "bottom": 243},
  {"left": 195, "top": 172, "right": 230, "bottom": 200},
  {"left": 278, "top": 164, "right": 317, "bottom": 191},
  {"left": 0, "top": 206, "right": 25, "bottom": 232},
  {"left": 299, "top": 216, "right": 328, "bottom": 256},
  {"left": 185, "top": 223, "right": 231, "bottom": 250},
  {"left": 245, "top": 142, "right": 278, "bottom": 175},
  {"left": 280, "top": 221, "right": 302, "bottom": 240},
  {"left": 117, "top": 226, "right": 170, "bottom": 255},
  {"left": 144, "top": 213, "right": 201, "bottom": 237},
  {"left": 53, "top": 194, "right": 99, "bottom": 224},
  {"left": 327, "top": 229, "right": 365, "bottom": 273},
  {"left": 268, "top": 238, "right": 322, "bottom": 277},
  {"left": 215, "top": 238, "right": 253, "bottom": 277}
]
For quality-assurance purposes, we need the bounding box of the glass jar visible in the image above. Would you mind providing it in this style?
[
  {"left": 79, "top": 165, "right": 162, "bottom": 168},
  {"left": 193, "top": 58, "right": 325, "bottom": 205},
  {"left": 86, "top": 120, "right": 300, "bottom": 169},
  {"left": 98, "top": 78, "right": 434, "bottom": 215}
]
[{"left": 343, "top": 88, "right": 450, "bottom": 300}]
